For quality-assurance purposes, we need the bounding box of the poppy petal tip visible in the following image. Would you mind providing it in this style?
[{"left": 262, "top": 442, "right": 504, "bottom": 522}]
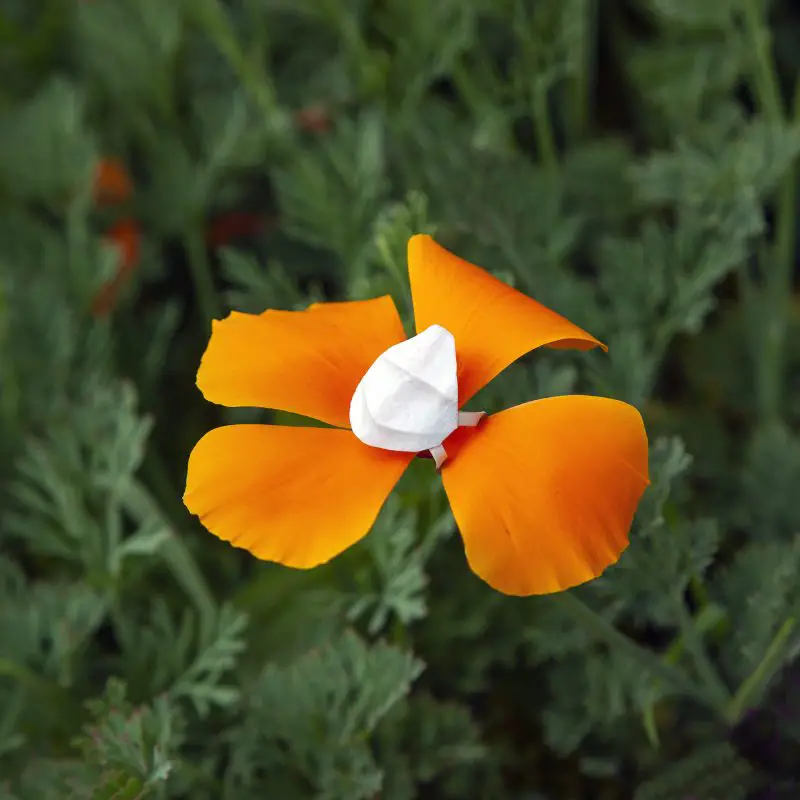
[{"left": 407, "top": 232, "right": 435, "bottom": 257}]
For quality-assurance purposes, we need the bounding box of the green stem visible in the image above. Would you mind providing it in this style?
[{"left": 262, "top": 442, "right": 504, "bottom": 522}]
[
  {"left": 122, "top": 479, "right": 217, "bottom": 629},
  {"left": 0, "top": 289, "right": 20, "bottom": 445},
  {"left": 762, "top": 150, "right": 798, "bottom": 421},
  {"left": 664, "top": 602, "right": 727, "bottom": 664},
  {"left": 0, "top": 659, "right": 75, "bottom": 710},
  {"left": 556, "top": 592, "right": 726, "bottom": 718},
  {"left": 672, "top": 595, "right": 731, "bottom": 712},
  {"left": 0, "top": 10, "right": 19, "bottom": 43},
  {"left": 185, "top": 226, "right": 220, "bottom": 331},
  {"left": 568, "top": 0, "right": 596, "bottom": 143},
  {"left": 143, "top": 447, "right": 187, "bottom": 527},
  {"left": 741, "top": 0, "right": 783, "bottom": 122},
  {"left": 532, "top": 85, "right": 558, "bottom": 171},
  {"left": 727, "top": 617, "right": 797, "bottom": 723},
  {"left": 192, "top": 0, "right": 279, "bottom": 126},
  {"left": 741, "top": 0, "right": 798, "bottom": 423},
  {"left": 374, "top": 231, "right": 413, "bottom": 324},
  {"left": 764, "top": 78, "right": 800, "bottom": 418}
]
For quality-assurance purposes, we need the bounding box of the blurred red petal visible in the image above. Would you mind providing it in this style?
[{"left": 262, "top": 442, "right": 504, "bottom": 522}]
[
  {"left": 294, "top": 105, "right": 332, "bottom": 133},
  {"left": 91, "top": 219, "right": 141, "bottom": 317},
  {"left": 93, "top": 158, "right": 133, "bottom": 206},
  {"left": 205, "top": 212, "right": 270, "bottom": 248}
]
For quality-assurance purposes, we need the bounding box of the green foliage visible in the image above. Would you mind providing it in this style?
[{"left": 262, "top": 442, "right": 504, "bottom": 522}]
[
  {"left": 226, "top": 630, "right": 423, "bottom": 799},
  {"left": 273, "top": 111, "right": 388, "bottom": 269},
  {"left": 633, "top": 742, "right": 754, "bottom": 800},
  {"left": 738, "top": 423, "right": 800, "bottom": 540},
  {"left": 10, "top": 679, "right": 179, "bottom": 800},
  {"left": 595, "top": 437, "right": 721, "bottom": 626},
  {"left": 2, "top": 0, "right": 800, "bottom": 797},
  {"left": 714, "top": 536, "right": 800, "bottom": 686},
  {"left": 346, "top": 496, "right": 433, "bottom": 634}
]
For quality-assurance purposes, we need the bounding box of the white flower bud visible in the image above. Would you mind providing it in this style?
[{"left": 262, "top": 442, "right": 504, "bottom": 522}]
[{"left": 350, "top": 324, "right": 459, "bottom": 453}]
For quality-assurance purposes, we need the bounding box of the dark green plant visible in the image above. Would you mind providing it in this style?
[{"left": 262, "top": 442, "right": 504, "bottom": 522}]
[{"left": 1, "top": 0, "right": 800, "bottom": 797}]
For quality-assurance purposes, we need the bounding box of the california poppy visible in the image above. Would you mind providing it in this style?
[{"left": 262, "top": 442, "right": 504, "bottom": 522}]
[
  {"left": 89, "top": 158, "right": 142, "bottom": 317},
  {"left": 92, "top": 218, "right": 142, "bottom": 317},
  {"left": 205, "top": 211, "right": 271, "bottom": 249},
  {"left": 92, "top": 157, "right": 133, "bottom": 206},
  {"left": 183, "top": 235, "right": 649, "bottom": 596},
  {"left": 294, "top": 105, "right": 333, "bottom": 134}
]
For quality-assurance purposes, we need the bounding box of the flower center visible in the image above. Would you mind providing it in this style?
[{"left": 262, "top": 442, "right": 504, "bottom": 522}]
[{"left": 349, "top": 324, "right": 484, "bottom": 468}]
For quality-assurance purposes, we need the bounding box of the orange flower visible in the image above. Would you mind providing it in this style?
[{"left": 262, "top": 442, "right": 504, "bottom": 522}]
[
  {"left": 92, "top": 158, "right": 133, "bottom": 206},
  {"left": 205, "top": 211, "right": 271, "bottom": 249},
  {"left": 183, "top": 235, "right": 649, "bottom": 595},
  {"left": 91, "top": 219, "right": 141, "bottom": 317},
  {"left": 294, "top": 105, "right": 332, "bottom": 133},
  {"left": 89, "top": 157, "right": 140, "bottom": 317}
]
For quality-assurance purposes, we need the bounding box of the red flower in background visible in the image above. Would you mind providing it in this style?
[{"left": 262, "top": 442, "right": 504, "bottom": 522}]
[
  {"left": 90, "top": 158, "right": 141, "bottom": 318},
  {"left": 89, "top": 104, "right": 336, "bottom": 318},
  {"left": 92, "top": 219, "right": 142, "bottom": 317},
  {"left": 205, "top": 212, "right": 271, "bottom": 249},
  {"left": 294, "top": 105, "right": 332, "bottom": 134},
  {"left": 93, "top": 158, "right": 133, "bottom": 206}
]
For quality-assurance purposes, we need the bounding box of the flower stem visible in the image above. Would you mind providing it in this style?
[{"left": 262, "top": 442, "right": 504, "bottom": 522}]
[
  {"left": 567, "top": 0, "right": 596, "bottom": 143},
  {"left": 556, "top": 591, "right": 727, "bottom": 718},
  {"left": 0, "top": 658, "right": 76, "bottom": 712},
  {"left": 741, "top": 0, "right": 798, "bottom": 423},
  {"left": 532, "top": 85, "right": 558, "bottom": 171},
  {"left": 672, "top": 594, "right": 731, "bottom": 712},
  {"left": 741, "top": 0, "right": 783, "bottom": 122},
  {"left": 185, "top": 227, "right": 220, "bottom": 331},
  {"left": 727, "top": 617, "right": 797, "bottom": 723},
  {"left": 763, "top": 78, "right": 800, "bottom": 419},
  {"left": 191, "top": 0, "right": 280, "bottom": 127}
]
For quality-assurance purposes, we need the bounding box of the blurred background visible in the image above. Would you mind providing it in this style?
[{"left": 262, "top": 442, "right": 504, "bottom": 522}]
[{"left": 2, "top": 0, "right": 800, "bottom": 798}]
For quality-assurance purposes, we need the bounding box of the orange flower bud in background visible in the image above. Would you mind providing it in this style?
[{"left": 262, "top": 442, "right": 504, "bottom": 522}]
[
  {"left": 92, "top": 218, "right": 141, "bottom": 318},
  {"left": 89, "top": 158, "right": 140, "bottom": 317},
  {"left": 205, "top": 211, "right": 271, "bottom": 249},
  {"left": 294, "top": 105, "right": 332, "bottom": 134},
  {"left": 92, "top": 158, "right": 133, "bottom": 206}
]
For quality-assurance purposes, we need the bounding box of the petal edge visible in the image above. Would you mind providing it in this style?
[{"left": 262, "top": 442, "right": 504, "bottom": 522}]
[
  {"left": 408, "top": 235, "right": 604, "bottom": 405},
  {"left": 440, "top": 395, "right": 649, "bottom": 596},
  {"left": 184, "top": 424, "right": 413, "bottom": 568},
  {"left": 197, "top": 295, "right": 406, "bottom": 427}
]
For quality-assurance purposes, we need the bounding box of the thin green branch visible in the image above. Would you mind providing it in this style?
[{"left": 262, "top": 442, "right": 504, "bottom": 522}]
[
  {"left": 556, "top": 592, "right": 727, "bottom": 720},
  {"left": 672, "top": 595, "right": 732, "bottom": 713},
  {"left": 741, "top": 1, "right": 798, "bottom": 422},
  {"left": 741, "top": 0, "right": 783, "bottom": 122},
  {"left": 191, "top": 0, "right": 279, "bottom": 125},
  {"left": 0, "top": 658, "right": 77, "bottom": 714},
  {"left": 567, "top": 0, "right": 596, "bottom": 143},
  {"left": 532, "top": 85, "right": 558, "bottom": 171},
  {"left": 727, "top": 617, "right": 797, "bottom": 723},
  {"left": 762, "top": 79, "right": 800, "bottom": 419},
  {"left": 185, "top": 227, "right": 220, "bottom": 331}
]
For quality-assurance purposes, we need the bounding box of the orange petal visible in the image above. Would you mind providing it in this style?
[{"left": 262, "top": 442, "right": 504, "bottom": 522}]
[
  {"left": 183, "top": 424, "right": 412, "bottom": 567},
  {"left": 197, "top": 296, "right": 405, "bottom": 428},
  {"left": 408, "top": 235, "right": 605, "bottom": 405},
  {"left": 440, "top": 395, "right": 649, "bottom": 596}
]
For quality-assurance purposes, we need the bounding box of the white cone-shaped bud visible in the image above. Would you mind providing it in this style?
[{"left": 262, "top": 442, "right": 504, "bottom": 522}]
[{"left": 350, "top": 324, "right": 459, "bottom": 452}]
